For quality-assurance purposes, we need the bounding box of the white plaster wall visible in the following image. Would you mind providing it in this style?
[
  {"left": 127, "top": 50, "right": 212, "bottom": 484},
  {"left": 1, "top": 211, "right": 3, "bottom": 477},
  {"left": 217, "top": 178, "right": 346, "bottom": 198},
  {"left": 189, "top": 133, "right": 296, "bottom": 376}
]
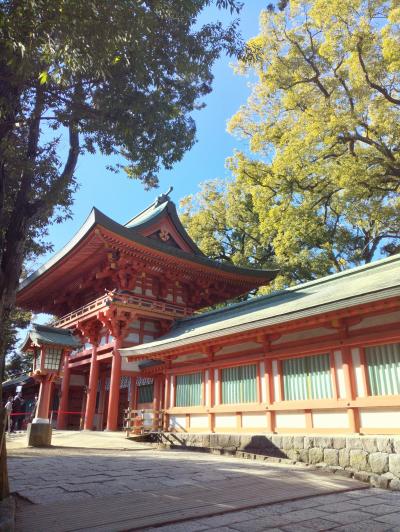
[
  {"left": 359, "top": 408, "right": 400, "bottom": 429},
  {"left": 190, "top": 414, "right": 209, "bottom": 429},
  {"left": 334, "top": 350, "right": 347, "bottom": 399},
  {"left": 242, "top": 412, "right": 267, "bottom": 429},
  {"left": 214, "top": 368, "right": 220, "bottom": 404},
  {"left": 172, "top": 353, "right": 205, "bottom": 363},
  {"left": 215, "top": 341, "right": 261, "bottom": 356},
  {"left": 272, "top": 360, "right": 281, "bottom": 401},
  {"left": 350, "top": 311, "right": 400, "bottom": 331},
  {"left": 260, "top": 361, "right": 266, "bottom": 403},
  {"left": 273, "top": 327, "right": 335, "bottom": 345},
  {"left": 214, "top": 413, "right": 236, "bottom": 428},
  {"left": 170, "top": 415, "right": 186, "bottom": 430},
  {"left": 275, "top": 411, "right": 306, "bottom": 429},
  {"left": 352, "top": 348, "right": 366, "bottom": 397},
  {"left": 312, "top": 410, "right": 349, "bottom": 429},
  {"left": 121, "top": 359, "right": 141, "bottom": 372}
]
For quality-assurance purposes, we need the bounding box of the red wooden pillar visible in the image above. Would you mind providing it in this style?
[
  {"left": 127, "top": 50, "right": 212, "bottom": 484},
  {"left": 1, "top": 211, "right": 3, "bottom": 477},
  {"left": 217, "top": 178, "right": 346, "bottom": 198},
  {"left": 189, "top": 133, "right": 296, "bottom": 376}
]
[
  {"left": 163, "top": 372, "right": 170, "bottom": 431},
  {"left": 342, "top": 347, "right": 359, "bottom": 433},
  {"left": 57, "top": 353, "right": 71, "bottom": 429},
  {"left": 36, "top": 378, "right": 53, "bottom": 421},
  {"left": 130, "top": 376, "right": 137, "bottom": 410},
  {"left": 264, "top": 358, "right": 275, "bottom": 433},
  {"left": 107, "top": 338, "right": 122, "bottom": 431},
  {"left": 84, "top": 344, "right": 99, "bottom": 430}
]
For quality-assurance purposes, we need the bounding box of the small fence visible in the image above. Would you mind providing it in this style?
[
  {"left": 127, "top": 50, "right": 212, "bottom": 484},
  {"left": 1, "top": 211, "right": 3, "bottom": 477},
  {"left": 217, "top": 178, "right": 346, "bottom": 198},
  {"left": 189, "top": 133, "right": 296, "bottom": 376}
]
[{"left": 123, "top": 408, "right": 163, "bottom": 437}]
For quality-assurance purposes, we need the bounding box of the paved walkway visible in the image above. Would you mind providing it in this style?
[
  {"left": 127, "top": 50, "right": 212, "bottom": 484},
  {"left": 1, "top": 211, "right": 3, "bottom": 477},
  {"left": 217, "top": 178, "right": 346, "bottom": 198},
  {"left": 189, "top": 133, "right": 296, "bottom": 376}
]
[{"left": 6, "top": 431, "right": 400, "bottom": 531}]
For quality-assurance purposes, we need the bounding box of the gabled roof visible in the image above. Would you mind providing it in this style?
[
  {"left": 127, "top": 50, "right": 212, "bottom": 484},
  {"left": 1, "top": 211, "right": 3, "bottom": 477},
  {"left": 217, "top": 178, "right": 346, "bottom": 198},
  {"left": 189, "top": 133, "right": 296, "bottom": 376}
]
[
  {"left": 20, "top": 324, "right": 81, "bottom": 351},
  {"left": 17, "top": 204, "right": 278, "bottom": 312},
  {"left": 120, "top": 253, "right": 400, "bottom": 357},
  {"left": 124, "top": 192, "right": 203, "bottom": 255}
]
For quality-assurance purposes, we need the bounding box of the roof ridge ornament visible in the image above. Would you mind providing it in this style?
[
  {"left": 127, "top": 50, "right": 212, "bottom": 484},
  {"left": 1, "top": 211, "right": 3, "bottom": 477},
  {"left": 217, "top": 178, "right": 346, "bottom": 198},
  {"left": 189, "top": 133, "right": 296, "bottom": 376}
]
[{"left": 154, "top": 185, "right": 173, "bottom": 207}]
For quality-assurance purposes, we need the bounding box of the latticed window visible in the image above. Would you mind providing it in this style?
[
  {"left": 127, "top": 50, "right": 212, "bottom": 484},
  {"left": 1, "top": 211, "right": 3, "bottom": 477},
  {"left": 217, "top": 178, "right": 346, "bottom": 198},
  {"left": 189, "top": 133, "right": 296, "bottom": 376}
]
[
  {"left": 175, "top": 372, "right": 202, "bottom": 407},
  {"left": 221, "top": 364, "right": 257, "bottom": 404},
  {"left": 366, "top": 343, "right": 400, "bottom": 396},
  {"left": 283, "top": 354, "right": 332, "bottom": 400},
  {"left": 44, "top": 347, "right": 63, "bottom": 371},
  {"left": 138, "top": 383, "right": 154, "bottom": 403}
]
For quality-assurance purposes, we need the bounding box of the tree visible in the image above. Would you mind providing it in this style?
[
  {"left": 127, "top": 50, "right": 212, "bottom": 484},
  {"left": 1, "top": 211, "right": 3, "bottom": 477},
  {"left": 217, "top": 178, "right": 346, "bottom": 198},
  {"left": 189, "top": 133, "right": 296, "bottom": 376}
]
[
  {"left": 0, "top": 0, "right": 243, "bottom": 499},
  {"left": 183, "top": 0, "right": 400, "bottom": 290},
  {"left": 3, "top": 308, "right": 31, "bottom": 381}
]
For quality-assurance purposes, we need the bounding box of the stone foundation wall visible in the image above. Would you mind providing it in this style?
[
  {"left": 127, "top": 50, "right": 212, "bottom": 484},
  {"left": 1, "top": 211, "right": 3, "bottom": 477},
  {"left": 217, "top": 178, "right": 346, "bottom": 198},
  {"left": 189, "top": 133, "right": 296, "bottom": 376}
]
[{"left": 160, "top": 432, "right": 400, "bottom": 490}]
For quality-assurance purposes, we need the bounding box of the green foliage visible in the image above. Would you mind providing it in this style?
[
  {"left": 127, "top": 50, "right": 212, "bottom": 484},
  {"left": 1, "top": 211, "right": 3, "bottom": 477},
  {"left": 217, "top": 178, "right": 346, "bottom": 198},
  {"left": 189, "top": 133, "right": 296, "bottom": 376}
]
[
  {"left": 2, "top": 308, "right": 31, "bottom": 381},
  {"left": 183, "top": 0, "right": 400, "bottom": 291},
  {"left": 0, "top": 0, "right": 244, "bottom": 352}
]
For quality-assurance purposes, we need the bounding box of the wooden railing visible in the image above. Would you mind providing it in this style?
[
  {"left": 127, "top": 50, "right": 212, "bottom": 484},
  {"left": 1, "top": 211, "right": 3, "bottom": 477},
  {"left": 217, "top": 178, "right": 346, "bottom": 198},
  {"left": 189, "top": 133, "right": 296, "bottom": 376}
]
[
  {"left": 123, "top": 408, "right": 164, "bottom": 437},
  {"left": 54, "top": 291, "right": 192, "bottom": 328}
]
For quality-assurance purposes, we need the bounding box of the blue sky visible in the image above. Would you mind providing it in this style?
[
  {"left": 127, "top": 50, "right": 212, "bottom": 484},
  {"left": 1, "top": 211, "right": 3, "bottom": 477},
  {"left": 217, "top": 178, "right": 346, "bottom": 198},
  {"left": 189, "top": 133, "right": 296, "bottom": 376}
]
[{"left": 33, "top": 2, "right": 267, "bottom": 271}]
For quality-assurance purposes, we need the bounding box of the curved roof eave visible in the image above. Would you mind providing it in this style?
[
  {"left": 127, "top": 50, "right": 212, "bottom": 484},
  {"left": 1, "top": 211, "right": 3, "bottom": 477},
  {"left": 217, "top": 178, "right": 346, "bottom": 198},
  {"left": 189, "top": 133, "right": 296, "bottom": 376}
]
[
  {"left": 119, "top": 253, "right": 400, "bottom": 357},
  {"left": 18, "top": 207, "right": 279, "bottom": 294}
]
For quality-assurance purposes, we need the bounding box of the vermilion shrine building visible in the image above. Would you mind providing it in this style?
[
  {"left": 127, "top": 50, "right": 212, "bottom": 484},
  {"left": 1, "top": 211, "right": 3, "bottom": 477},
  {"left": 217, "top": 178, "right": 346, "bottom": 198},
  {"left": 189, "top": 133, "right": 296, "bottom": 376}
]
[{"left": 16, "top": 193, "right": 400, "bottom": 436}]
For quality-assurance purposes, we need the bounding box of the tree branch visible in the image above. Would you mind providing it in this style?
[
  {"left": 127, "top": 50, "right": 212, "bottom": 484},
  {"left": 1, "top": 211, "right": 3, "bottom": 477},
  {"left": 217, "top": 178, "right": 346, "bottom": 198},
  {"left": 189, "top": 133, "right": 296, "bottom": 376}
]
[{"left": 357, "top": 40, "right": 400, "bottom": 105}]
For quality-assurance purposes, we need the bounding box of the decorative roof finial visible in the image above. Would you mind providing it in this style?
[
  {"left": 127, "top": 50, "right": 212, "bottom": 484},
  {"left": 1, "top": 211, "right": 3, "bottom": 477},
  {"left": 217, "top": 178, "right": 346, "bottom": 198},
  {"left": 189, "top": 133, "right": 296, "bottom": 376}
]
[{"left": 154, "top": 185, "right": 173, "bottom": 206}]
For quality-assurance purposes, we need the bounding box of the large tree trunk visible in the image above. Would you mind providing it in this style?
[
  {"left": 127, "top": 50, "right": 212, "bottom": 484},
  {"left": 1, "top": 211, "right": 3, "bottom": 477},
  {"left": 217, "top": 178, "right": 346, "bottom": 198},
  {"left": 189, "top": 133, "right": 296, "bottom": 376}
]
[
  {"left": 0, "top": 409, "right": 9, "bottom": 499},
  {"left": 0, "top": 230, "right": 27, "bottom": 501}
]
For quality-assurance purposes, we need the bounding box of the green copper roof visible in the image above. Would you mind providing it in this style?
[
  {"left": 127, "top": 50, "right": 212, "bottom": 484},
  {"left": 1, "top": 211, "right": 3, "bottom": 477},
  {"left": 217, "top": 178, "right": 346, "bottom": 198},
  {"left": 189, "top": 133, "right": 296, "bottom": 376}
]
[
  {"left": 120, "top": 253, "right": 400, "bottom": 357},
  {"left": 20, "top": 324, "right": 81, "bottom": 350},
  {"left": 18, "top": 206, "right": 277, "bottom": 295}
]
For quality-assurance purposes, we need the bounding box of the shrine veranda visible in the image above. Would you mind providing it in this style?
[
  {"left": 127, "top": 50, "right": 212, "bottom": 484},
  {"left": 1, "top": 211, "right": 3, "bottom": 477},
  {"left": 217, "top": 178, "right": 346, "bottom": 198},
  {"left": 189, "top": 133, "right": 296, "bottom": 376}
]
[{"left": 7, "top": 193, "right": 400, "bottom": 480}]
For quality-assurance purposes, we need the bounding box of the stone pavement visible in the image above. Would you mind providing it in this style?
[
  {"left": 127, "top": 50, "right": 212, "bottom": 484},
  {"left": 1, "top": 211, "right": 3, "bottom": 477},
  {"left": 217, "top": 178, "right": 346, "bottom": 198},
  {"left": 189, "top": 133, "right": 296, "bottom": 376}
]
[{"left": 6, "top": 431, "right": 400, "bottom": 531}]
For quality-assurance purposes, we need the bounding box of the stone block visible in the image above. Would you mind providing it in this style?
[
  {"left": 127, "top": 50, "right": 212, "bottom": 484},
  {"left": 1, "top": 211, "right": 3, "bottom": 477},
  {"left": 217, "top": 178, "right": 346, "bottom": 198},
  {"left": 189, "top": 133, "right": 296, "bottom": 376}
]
[
  {"left": 324, "top": 448, "right": 339, "bottom": 466},
  {"left": 369, "top": 452, "right": 389, "bottom": 474},
  {"left": 293, "top": 436, "right": 305, "bottom": 449},
  {"left": 271, "top": 435, "right": 282, "bottom": 449},
  {"left": 354, "top": 471, "right": 370, "bottom": 483},
  {"left": 389, "top": 478, "right": 400, "bottom": 491},
  {"left": 381, "top": 471, "right": 396, "bottom": 480},
  {"left": 314, "top": 436, "right": 333, "bottom": 448},
  {"left": 249, "top": 435, "right": 274, "bottom": 451},
  {"left": 286, "top": 449, "right": 300, "bottom": 461},
  {"left": 376, "top": 437, "right": 393, "bottom": 453},
  {"left": 361, "top": 437, "right": 378, "bottom": 453},
  {"left": 346, "top": 437, "right": 363, "bottom": 450},
  {"left": 282, "top": 436, "right": 294, "bottom": 450},
  {"left": 339, "top": 448, "right": 350, "bottom": 468},
  {"left": 304, "top": 436, "right": 314, "bottom": 448},
  {"left": 238, "top": 435, "right": 252, "bottom": 451},
  {"left": 389, "top": 454, "right": 400, "bottom": 477},
  {"left": 309, "top": 447, "right": 323, "bottom": 464},
  {"left": 333, "top": 437, "right": 346, "bottom": 449},
  {"left": 370, "top": 474, "right": 390, "bottom": 489},
  {"left": 298, "top": 449, "right": 309, "bottom": 463},
  {"left": 349, "top": 450, "right": 369, "bottom": 471},
  {"left": 27, "top": 423, "right": 52, "bottom": 447},
  {"left": 393, "top": 437, "right": 400, "bottom": 454}
]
